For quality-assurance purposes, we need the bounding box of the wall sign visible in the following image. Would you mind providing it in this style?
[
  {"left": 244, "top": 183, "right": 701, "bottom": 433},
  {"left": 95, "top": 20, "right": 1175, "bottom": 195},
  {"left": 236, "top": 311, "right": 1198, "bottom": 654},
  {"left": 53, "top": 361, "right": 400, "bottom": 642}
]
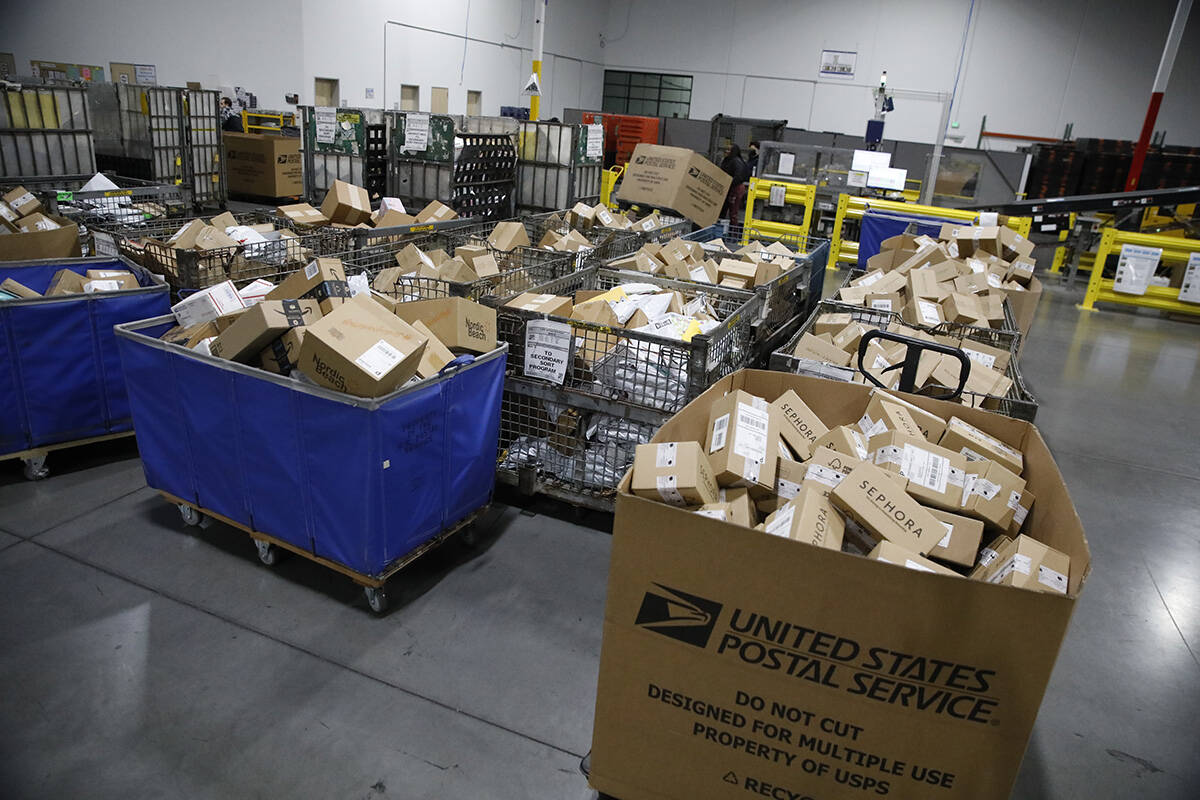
[{"left": 819, "top": 50, "right": 857, "bottom": 79}]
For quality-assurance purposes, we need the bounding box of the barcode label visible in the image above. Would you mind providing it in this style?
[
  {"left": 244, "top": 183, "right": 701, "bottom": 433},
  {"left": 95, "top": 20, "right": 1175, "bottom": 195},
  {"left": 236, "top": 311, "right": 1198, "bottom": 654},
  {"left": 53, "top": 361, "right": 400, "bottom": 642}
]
[
  {"left": 870, "top": 299, "right": 893, "bottom": 311},
  {"left": 963, "top": 348, "right": 996, "bottom": 369},
  {"left": 918, "top": 301, "right": 941, "bottom": 326},
  {"left": 972, "top": 478, "right": 1002, "bottom": 501},
  {"left": 977, "top": 547, "right": 1000, "bottom": 567},
  {"left": 695, "top": 508, "right": 728, "bottom": 521},
  {"left": 305, "top": 260, "right": 320, "bottom": 279},
  {"left": 850, "top": 430, "right": 869, "bottom": 460},
  {"left": 960, "top": 446, "right": 987, "bottom": 462},
  {"left": 902, "top": 444, "right": 950, "bottom": 495},
  {"left": 740, "top": 458, "right": 762, "bottom": 486},
  {"left": 875, "top": 446, "right": 903, "bottom": 467},
  {"left": 1038, "top": 565, "right": 1068, "bottom": 594},
  {"left": 947, "top": 466, "right": 966, "bottom": 487},
  {"left": 777, "top": 478, "right": 803, "bottom": 500},
  {"left": 858, "top": 272, "right": 882, "bottom": 287},
  {"left": 805, "top": 464, "right": 844, "bottom": 488},
  {"left": 710, "top": 414, "right": 730, "bottom": 452},
  {"left": 1007, "top": 490, "right": 1023, "bottom": 511},
  {"left": 1013, "top": 503, "right": 1030, "bottom": 527},
  {"left": 733, "top": 403, "right": 771, "bottom": 462}
]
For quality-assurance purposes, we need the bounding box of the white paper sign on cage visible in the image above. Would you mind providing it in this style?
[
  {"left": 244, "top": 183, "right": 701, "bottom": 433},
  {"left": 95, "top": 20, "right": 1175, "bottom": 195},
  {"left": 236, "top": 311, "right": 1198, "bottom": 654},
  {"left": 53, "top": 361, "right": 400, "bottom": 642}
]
[{"left": 1112, "top": 244, "right": 1162, "bottom": 296}]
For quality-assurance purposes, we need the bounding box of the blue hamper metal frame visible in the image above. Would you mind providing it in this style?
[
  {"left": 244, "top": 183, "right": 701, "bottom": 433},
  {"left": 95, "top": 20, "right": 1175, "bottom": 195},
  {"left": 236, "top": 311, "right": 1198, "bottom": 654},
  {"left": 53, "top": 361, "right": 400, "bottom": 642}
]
[
  {"left": 114, "top": 316, "right": 507, "bottom": 612},
  {"left": 0, "top": 256, "right": 170, "bottom": 479}
]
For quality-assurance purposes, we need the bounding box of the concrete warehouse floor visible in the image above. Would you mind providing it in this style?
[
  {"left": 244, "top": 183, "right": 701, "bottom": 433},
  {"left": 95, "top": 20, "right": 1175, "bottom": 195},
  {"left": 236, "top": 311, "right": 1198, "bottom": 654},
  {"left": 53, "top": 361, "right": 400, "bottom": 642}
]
[{"left": 1, "top": 277, "right": 1198, "bottom": 799}]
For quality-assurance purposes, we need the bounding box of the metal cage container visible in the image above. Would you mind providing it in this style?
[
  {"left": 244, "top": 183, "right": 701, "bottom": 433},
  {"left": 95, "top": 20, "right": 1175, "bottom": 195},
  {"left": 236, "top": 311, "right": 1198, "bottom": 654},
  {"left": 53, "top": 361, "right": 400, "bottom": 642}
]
[
  {"left": 516, "top": 121, "right": 603, "bottom": 214},
  {"left": 770, "top": 299, "right": 1038, "bottom": 421},
  {"left": 0, "top": 84, "right": 95, "bottom": 177},
  {"left": 299, "top": 106, "right": 388, "bottom": 201},
  {"left": 679, "top": 221, "right": 831, "bottom": 354},
  {"left": 89, "top": 212, "right": 340, "bottom": 292},
  {"left": 339, "top": 232, "right": 575, "bottom": 306},
  {"left": 498, "top": 266, "right": 762, "bottom": 414},
  {"left": 496, "top": 377, "right": 670, "bottom": 512},
  {"left": 88, "top": 83, "right": 226, "bottom": 208}
]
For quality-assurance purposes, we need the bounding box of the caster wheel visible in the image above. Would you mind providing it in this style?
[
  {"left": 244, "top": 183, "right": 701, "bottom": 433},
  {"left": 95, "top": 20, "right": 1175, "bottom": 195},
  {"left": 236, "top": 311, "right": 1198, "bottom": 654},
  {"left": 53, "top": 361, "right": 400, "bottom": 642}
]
[
  {"left": 459, "top": 525, "right": 479, "bottom": 548},
  {"left": 22, "top": 455, "right": 49, "bottom": 481},
  {"left": 255, "top": 539, "right": 282, "bottom": 566},
  {"left": 178, "top": 504, "right": 206, "bottom": 527},
  {"left": 364, "top": 585, "right": 389, "bottom": 614}
]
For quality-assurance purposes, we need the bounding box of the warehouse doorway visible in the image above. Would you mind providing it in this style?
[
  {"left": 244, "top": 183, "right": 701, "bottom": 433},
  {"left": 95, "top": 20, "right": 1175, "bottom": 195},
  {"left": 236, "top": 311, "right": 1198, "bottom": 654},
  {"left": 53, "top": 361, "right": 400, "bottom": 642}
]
[
  {"left": 314, "top": 77, "right": 339, "bottom": 107},
  {"left": 467, "top": 90, "right": 482, "bottom": 117},
  {"left": 431, "top": 87, "right": 448, "bottom": 114}
]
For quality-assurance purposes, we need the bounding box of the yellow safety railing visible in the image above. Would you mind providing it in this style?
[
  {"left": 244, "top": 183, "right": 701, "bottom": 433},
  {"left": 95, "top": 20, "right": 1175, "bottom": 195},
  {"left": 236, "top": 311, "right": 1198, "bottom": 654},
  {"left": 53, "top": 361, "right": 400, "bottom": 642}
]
[
  {"left": 828, "top": 194, "right": 1033, "bottom": 270},
  {"left": 241, "top": 110, "right": 296, "bottom": 134},
  {"left": 741, "top": 178, "right": 817, "bottom": 247},
  {"left": 1081, "top": 228, "right": 1200, "bottom": 315},
  {"left": 601, "top": 165, "right": 624, "bottom": 210},
  {"left": 1049, "top": 212, "right": 1076, "bottom": 274}
]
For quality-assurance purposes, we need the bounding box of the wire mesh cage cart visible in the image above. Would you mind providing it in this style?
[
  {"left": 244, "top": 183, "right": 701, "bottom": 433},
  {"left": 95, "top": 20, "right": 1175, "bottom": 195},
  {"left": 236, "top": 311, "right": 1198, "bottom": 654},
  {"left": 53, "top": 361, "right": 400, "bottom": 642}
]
[
  {"left": 515, "top": 120, "right": 603, "bottom": 214},
  {"left": 679, "top": 221, "right": 831, "bottom": 357},
  {"left": 299, "top": 105, "right": 388, "bottom": 201},
  {"left": 339, "top": 231, "right": 575, "bottom": 306},
  {"left": 770, "top": 299, "right": 1038, "bottom": 421},
  {"left": 88, "top": 83, "right": 226, "bottom": 208},
  {"left": 0, "top": 83, "right": 96, "bottom": 177}
]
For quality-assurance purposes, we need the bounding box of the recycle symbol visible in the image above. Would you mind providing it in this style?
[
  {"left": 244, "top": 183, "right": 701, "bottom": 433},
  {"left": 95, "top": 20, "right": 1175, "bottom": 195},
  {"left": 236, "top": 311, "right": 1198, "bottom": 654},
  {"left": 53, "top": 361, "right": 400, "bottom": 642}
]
[{"left": 723, "top": 771, "right": 738, "bottom": 785}]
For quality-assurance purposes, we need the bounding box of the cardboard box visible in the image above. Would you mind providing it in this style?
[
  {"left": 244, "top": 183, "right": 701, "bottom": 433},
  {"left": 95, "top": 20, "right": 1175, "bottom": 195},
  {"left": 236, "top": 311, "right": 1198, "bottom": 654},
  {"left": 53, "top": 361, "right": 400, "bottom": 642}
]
[
  {"left": 939, "top": 416, "right": 1024, "bottom": 475},
  {"left": 868, "top": 540, "right": 960, "bottom": 576},
  {"left": 997, "top": 227, "right": 1035, "bottom": 262},
  {"left": 297, "top": 294, "right": 428, "bottom": 397},
  {"left": 813, "top": 313, "right": 853, "bottom": 336},
  {"left": 903, "top": 296, "right": 946, "bottom": 327},
  {"left": 928, "top": 508, "right": 986, "bottom": 568},
  {"left": 257, "top": 327, "right": 306, "bottom": 375},
  {"left": 865, "top": 292, "right": 903, "bottom": 315},
  {"left": 969, "top": 534, "right": 1013, "bottom": 579},
  {"left": 770, "top": 389, "right": 829, "bottom": 460},
  {"left": 942, "top": 293, "right": 982, "bottom": 323},
  {"left": 172, "top": 280, "right": 245, "bottom": 327},
  {"left": 868, "top": 388, "right": 947, "bottom": 441},
  {"left": 631, "top": 441, "right": 719, "bottom": 507},
  {"left": 593, "top": 369, "right": 1089, "bottom": 800},
  {"left": 265, "top": 258, "right": 351, "bottom": 315},
  {"left": 83, "top": 275, "right": 138, "bottom": 293},
  {"left": 437, "top": 258, "right": 479, "bottom": 284},
  {"left": 961, "top": 459, "right": 1026, "bottom": 531},
  {"left": 1003, "top": 276, "right": 1042, "bottom": 347},
  {"left": 320, "top": 180, "right": 372, "bottom": 226},
  {"left": 505, "top": 292, "right": 573, "bottom": 317},
  {"left": 760, "top": 487, "right": 845, "bottom": 550},
  {"left": 716, "top": 487, "right": 756, "bottom": 528},
  {"left": 616, "top": 144, "right": 732, "bottom": 228},
  {"left": 791, "top": 332, "right": 851, "bottom": 367},
  {"left": 278, "top": 203, "right": 329, "bottom": 228},
  {"left": 393, "top": 296, "right": 497, "bottom": 354},
  {"left": 0, "top": 277, "right": 42, "bottom": 298},
  {"left": 409, "top": 319, "right": 456, "bottom": 379},
  {"left": 703, "top": 390, "right": 779, "bottom": 498},
  {"left": 3, "top": 186, "right": 42, "bottom": 217},
  {"left": 415, "top": 200, "right": 458, "bottom": 224},
  {"left": 951, "top": 226, "right": 1001, "bottom": 258},
  {"left": 831, "top": 460, "right": 943, "bottom": 555},
  {"left": 1006, "top": 487, "right": 1035, "bottom": 537},
  {"left": 210, "top": 299, "right": 320, "bottom": 363},
  {"left": 813, "top": 425, "right": 869, "bottom": 461},
  {"left": 978, "top": 534, "right": 1069, "bottom": 595},
  {"left": 454, "top": 244, "right": 490, "bottom": 268},
  {"left": 0, "top": 199, "right": 22, "bottom": 231},
  {"left": 16, "top": 212, "right": 61, "bottom": 233},
  {"left": 0, "top": 214, "right": 81, "bottom": 261},
  {"left": 488, "top": 221, "right": 531, "bottom": 252},
  {"left": 224, "top": 132, "right": 303, "bottom": 197},
  {"left": 774, "top": 458, "right": 808, "bottom": 501},
  {"left": 868, "top": 430, "right": 967, "bottom": 512}
]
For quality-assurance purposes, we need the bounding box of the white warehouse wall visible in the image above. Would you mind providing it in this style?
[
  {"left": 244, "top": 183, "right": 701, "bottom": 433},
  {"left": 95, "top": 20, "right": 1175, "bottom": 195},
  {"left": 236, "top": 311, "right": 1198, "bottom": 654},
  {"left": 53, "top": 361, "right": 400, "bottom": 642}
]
[
  {"left": 0, "top": 0, "right": 606, "bottom": 119},
  {"left": 0, "top": 0, "right": 304, "bottom": 106},
  {"left": 599, "top": 0, "right": 1200, "bottom": 149},
  {"left": 2, "top": 1, "right": 1195, "bottom": 147}
]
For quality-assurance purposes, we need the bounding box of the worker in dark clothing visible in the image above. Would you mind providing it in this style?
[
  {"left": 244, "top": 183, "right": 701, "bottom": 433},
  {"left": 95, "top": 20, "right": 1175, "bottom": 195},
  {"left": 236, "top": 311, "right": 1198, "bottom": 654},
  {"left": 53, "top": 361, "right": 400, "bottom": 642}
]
[
  {"left": 747, "top": 141, "right": 760, "bottom": 177},
  {"left": 721, "top": 144, "right": 750, "bottom": 221},
  {"left": 220, "top": 97, "right": 243, "bottom": 132}
]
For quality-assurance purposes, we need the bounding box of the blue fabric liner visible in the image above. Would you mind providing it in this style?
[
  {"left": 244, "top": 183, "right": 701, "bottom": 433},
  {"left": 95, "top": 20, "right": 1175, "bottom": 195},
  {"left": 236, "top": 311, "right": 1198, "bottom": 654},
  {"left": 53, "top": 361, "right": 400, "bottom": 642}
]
[
  {"left": 116, "top": 325, "right": 506, "bottom": 578},
  {"left": 0, "top": 259, "right": 170, "bottom": 455},
  {"left": 856, "top": 211, "right": 961, "bottom": 270}
]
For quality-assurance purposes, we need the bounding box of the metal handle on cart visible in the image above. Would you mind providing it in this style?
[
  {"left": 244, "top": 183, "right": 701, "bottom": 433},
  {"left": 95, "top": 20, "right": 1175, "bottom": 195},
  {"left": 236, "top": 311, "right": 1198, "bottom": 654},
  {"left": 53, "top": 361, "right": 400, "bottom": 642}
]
[
  {"left": 857, "top": 329, "right": 971, "bottom": 400},
  {"left": 438, "top": 354, "right": 476, "bottom": 375}
]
